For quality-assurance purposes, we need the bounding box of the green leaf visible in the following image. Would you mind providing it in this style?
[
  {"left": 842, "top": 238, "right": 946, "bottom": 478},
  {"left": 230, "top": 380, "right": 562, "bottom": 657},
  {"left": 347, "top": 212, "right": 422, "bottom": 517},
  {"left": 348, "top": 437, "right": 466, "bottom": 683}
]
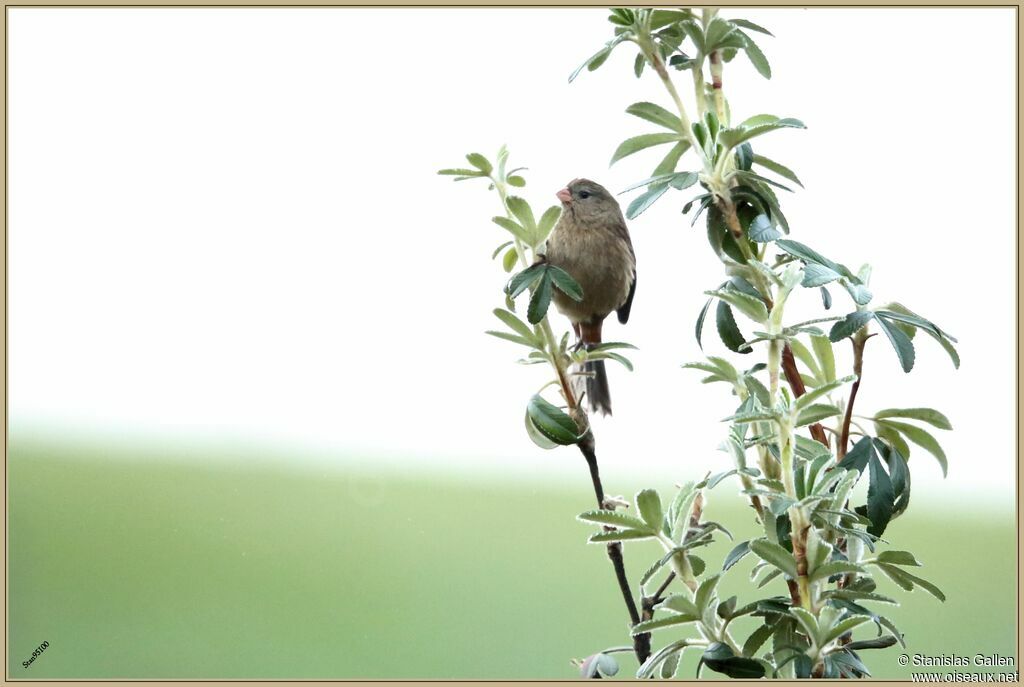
[
  {"left": 716, "top": 301, "right": 749, "bottom": 354},
  {"left": 695, "top": 296, "right": 714, "bottom": 349},
  {"left": 719, "top": 116, "right": 805, "bottom": 151},
  {"left": 632, "top": 613, "right": 699, "bottom": 634},
  {"left": 742, "top": 623, "right": 774, "bottom": 657},
  {"left": 465, "top": 153, "right": 492, "bottom": 174},
  {"left": 873, "top": 407, "right": 952, "bottom": 430},
  {"left": 578, "top": 509, "right": 651, "bottom": 532},
  {"left": 652, "top": 142, "right": 689, "bottom": 177},
  {"left": 438, "top": 167, "right": 486, "bottom": 178},
  {"left": 633, "top": 52, "right": 646, "bottom": 78},
  {"left": 491, "top": 241, "right": 513, "bottom": 260},
  {"left": 810, "top": 335, "right": 836, "bottom": 383},
  {"left": 660, "top": 592, "right": 699, "bottom": 617},
  {"left": 492, "top": 216, "right": 530, "bottom": 244},
  {"left": 626, "top": 183, "right": 670, "bottom": 220},
  {"left": 506, "top": 175, "right": 526, "bottom": 187},
  {"left": 524, "top": 408, "right": 559, "bottom": 449},
  {"left": 738, "top": 31, "right": 771, "bottom": 78},
  {"left": 537, "top": 205, "right": 561, "bottom": 238},
  {"left": 877, "top": 550, "right": 922, "bottom": 567},
  {"left": 866, "top": 453, "right": 895, "bottom": 536},
  {"left": 636, "top": 489, "right": 664, "bottom": 532},
  {"left": 821, "top": 615, "right": 872, "bottom": 646},
  {"left": 876, "top": 419, "right": 948, "bottom": 476},
  {"left": 747, "top": 214, "right": 781, "bottom": 242},
  {"left": 876, "top": 564, "right": 946, "bottom": 601},
  {"left": 492, "top": 308, "right": 537, "bottom": 343},
  {"left": 706, "top": 289, "right": 769, "bottom": 323},
  {"left": 526, "top": 272, "right": 553, "bottom": 324},
  {"left": 700, "top": 642, "right": 766, "bottom": 679},
  {"left": 776, "top": 239, "right": 849, "bottom": 276},
  {"left": 730, "top": 18, "right": 774, "bottom": 35},
  {"left": 610, "top": 132, "right": 681, "bottom": 165},
  {"left": 501, "top": 247, "right": 518, "bottom": 272},
  {"left": 526, "top": 393, "right": 579, "bottom": 445},
  {"left": 794, "top": 375, "right": 857, "bottom": 410},
  {"left": 735, "top": 142, "right": 753, "bottom": 171},
  {"left": 695, "top": 574, "right": 721, "bottom": 614},
  {"left": 546, "top": 265, "right": 583, "bottom": 302},
  {"left": 829, "top": 311, "right": 875, "bottom": 342},
  {"left": 799, "top": 263, "right": 840, "bottom": 288},
  {"left": 809, "top": 561, "right": 866, "bottom": 583},
  {"left": 589, "top": 529, "right": 656, "bottom": 543},
  {"left": 485, "top": 330, "right": 535, "bottom": 348},
  {"left": 796, "top": 403, "right": 841, "bottom": 427},
  {"left": 749, "top": 538, "right": 798, "bottom": 578},
  {"left": 788, "top": 339, "right": 821, "bottom": 382},
  {"left": 751, "top": 154, "right": 802, "bottom": 187},
  {"left": 626, "top": 101, "right": 686, "bottom": 133},
  {"left": 505, "top": 196, "right": 536, "bottom": 234},
  {"left": 723, "top": 540, "right": 751, "bottom": 571},
  {"left": 506, "top": 263, "right": 546, "bottom": 298},
  {"left": 874, "top": 316, "right": 916, "bottom": 373}
]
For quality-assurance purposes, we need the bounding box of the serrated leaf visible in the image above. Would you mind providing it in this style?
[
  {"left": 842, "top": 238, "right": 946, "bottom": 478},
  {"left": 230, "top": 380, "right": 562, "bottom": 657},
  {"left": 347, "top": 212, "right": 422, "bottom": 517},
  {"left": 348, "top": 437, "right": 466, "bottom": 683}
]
[
  {"left": 626, "top": 183, "right": 670, "bottom": 220},
  {"left": 723, "top": 540, "right": 751, "bottom": 571},
  {"left": 526, "top": 272, "right": 552, "bottom": 324},
  {"left": 866, "top": 453, "right": 895, "bottom": 536},
  {"left": 800, "top": 262, "right": 840, "bottom": 287},
  {"left": 874, "top": 315, "right": 915, "bottom": 373},
  {"left": 578, "top": 509, "right": 651, "bottom": 531},
  {"left": 738, "top": 30, "right": 771, "bottom": 78},
  {"left": 544, "top": 265, "right": 582, "bottom": 302},
  {"left": 747, "top": 214, "right": 781, "bottom": 242},
  {"left": 716, "top": 301, "right": 750, "bottom": 354},
  {"left": 589, "top": 529, "right": 656, "bottom": 543},
  {"left": 829, "top": 311, "right": 875, "bottom": 342}
]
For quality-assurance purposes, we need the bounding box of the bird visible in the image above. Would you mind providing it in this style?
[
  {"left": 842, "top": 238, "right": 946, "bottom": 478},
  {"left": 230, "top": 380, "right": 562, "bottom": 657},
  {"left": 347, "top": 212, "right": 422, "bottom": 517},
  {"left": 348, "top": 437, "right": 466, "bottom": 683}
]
[{"left": 541, "top": 178, "right": 636, "bottom": 416}]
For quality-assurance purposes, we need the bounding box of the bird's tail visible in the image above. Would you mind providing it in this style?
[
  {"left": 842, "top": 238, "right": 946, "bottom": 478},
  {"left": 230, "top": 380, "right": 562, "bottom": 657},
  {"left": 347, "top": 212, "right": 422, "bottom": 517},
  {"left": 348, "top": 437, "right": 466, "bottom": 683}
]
[{"left": 584, "top": 358, "right": 612, "bottom": 416}]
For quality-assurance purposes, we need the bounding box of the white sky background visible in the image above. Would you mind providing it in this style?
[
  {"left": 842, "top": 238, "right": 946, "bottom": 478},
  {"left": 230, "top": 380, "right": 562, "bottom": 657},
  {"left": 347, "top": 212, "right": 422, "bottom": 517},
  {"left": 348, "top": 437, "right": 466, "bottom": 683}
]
[{"left": 8, "top": 8, "right": 1016, "bottom": 506}]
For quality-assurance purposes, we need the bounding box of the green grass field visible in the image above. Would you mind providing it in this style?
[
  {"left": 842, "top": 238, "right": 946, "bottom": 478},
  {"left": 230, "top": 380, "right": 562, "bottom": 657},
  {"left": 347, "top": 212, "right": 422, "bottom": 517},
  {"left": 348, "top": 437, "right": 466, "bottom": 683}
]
[{"left": 8, "top": 435, "right": 1017, "bottom": 679}]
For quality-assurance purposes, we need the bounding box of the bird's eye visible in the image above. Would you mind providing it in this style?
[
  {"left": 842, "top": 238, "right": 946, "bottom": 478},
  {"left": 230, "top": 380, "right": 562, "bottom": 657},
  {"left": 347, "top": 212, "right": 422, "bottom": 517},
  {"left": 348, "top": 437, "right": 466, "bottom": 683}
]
[{"left": 579, "top": 191, "right": 591, "bottom": 199}]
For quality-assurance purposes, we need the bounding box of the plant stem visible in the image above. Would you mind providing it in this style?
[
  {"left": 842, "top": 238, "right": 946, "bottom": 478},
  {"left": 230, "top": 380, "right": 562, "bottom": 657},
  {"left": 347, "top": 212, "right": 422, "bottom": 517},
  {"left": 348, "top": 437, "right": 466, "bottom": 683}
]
[
  {"left": 837, "top": 330, "right": 868, "bottom": 460},
  {"left": 579, "top": 435, "right": 651, "bottom": 664},
  {"left": 781, "top": 345, "right": 831, "bottom": 448}
]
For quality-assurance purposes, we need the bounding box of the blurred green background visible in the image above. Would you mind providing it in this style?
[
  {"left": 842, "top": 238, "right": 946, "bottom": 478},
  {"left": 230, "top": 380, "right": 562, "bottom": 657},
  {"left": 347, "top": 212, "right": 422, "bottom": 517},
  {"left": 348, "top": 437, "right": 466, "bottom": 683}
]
[{"left": 8, "top": 433, "right": 1016, "bottom": 679}]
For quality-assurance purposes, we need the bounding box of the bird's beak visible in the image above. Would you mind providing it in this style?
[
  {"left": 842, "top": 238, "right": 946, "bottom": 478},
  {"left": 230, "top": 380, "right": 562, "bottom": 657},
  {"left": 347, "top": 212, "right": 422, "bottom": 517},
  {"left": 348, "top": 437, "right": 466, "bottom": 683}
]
[{"left": 556, "top": 188, "right": 572, "bottom": 204}]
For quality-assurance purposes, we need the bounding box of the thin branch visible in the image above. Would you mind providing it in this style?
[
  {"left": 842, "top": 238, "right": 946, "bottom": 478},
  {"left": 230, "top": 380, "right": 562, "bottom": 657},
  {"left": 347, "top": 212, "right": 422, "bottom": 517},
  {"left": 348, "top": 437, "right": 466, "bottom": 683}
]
[
  {"left": 578, "top": 434, "right": 651, "bottom": 666},
  {"left": 837, "top": 332, "right": 868, "bottom": 460}
]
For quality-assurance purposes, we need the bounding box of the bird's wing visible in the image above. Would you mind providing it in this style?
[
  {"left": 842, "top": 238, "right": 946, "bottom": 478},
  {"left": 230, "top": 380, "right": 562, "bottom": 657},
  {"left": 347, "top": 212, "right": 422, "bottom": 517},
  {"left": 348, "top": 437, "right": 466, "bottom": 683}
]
[{"left": 617, "top": 274, "right": 636, "bottom": 324}]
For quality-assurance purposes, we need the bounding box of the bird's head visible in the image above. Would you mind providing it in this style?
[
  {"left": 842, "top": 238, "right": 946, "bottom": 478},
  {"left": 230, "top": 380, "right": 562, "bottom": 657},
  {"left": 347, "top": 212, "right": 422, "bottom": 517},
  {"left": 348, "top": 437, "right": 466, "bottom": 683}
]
[{"left": 556, "top": 178, "right": 621, "bottom": 224}]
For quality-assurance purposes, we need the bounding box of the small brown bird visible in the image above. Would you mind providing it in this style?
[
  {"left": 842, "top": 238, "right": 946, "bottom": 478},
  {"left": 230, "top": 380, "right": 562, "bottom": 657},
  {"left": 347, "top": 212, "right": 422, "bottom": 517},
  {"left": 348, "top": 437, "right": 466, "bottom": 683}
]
[{"left": 542, "top": 178, "right": 636, "bottom": 416}]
